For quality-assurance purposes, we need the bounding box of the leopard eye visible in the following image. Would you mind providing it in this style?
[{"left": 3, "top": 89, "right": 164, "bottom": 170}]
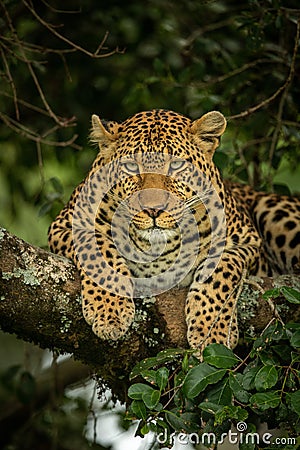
[
  {"left": 123, "top": 161, "right": 139, "bottom": 174},
  {"left": 169, "top": 159, "right": 186, "bottom": 172}
]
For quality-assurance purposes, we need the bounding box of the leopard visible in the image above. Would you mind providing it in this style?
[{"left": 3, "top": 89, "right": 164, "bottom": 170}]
[{"left": 48, "top": 109, "right": 300, "bottom": 352}]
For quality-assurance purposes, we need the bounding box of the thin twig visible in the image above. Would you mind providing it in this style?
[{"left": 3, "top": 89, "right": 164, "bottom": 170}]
[
  {"left": 1, "top": 0, "right": 68, "bottom": 127},
  {"left": 228, "top": 18, "right": 300, "bottom": 121},
  {"left": 40, "top": 0, "right": 81, "bottom": 14},
  {"left": 0, "top": 90, "right": 53, "bottom": 121},
  {"left": 1, "top": 35, "right": 77, "bottom": 56},
  {"left": 36, "top": 141, "right": 45, "bottom": 187},
  {"left": 88, "top": 381, "right": 98, "bottom": 445},
  {"left": 22, "top": 0, "right": 121, "bottom": 58},
  {"left": 0, "top": 47, "right": 19, "bottom": 120},
  {"left": 0, "top": 112, "right": 80, "bottom": 148},
  {"left": 268, "top": 18, "right": 300, "bottom": 168},
  {"left": 177, "top": 59, "right": 276, "bottom": 90}
]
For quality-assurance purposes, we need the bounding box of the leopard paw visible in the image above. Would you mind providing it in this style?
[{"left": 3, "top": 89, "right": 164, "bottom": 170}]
[
  {"left": 81, "top": 287, "right": 135, "bottom": 340},
  {"left": 186, "top": 314, "right": 239, "bottom": 353}
]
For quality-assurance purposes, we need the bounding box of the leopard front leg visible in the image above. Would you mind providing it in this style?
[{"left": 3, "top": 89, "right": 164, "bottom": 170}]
[
  {"left": 49, "top": 197, "right": 136, "bottom": 340},
  {"left": 186, "top": 251, "right": 249, "bottom": 352},
  {"left": 49, "top": 219, "right": 135, "bottom": 340},
  {"left": 76, "top": 230, "right": 135, "bottom": 341},
  {"left": 81, "top": 272, "right": 135, "bottom": 341}
]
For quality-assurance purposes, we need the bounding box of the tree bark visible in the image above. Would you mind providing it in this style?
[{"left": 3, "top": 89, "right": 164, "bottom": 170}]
[{"left": 0, "top": 227, "right": 299, "bottom": 398}]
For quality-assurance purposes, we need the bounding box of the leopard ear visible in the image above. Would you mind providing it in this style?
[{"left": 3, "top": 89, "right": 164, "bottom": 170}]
[
  {"left": 90, "top": 114, "right": 120, "bottom": 144},
  {"left": 190, "top": 111, "right": 227, "bottom": 156}
]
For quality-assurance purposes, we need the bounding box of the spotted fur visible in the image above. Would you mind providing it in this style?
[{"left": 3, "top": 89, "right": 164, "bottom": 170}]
[{"left": 48, "top": 109, "right": 300, "bottom": 351}]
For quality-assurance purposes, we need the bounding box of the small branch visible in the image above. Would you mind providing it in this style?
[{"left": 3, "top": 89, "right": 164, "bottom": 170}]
[
  {"left": 0, "top": 90, "right": 55, "bottom": 118},
  {"left": 177, "top": 59, "right": 275, "bottom": 90},
  {"left": 183, "top": 17, "right": 234, "bottom": 49},
  {"left": 0, "top": 46, "right": 19, "bottom": 120},
  {"left": 228, "top": 18, "right": 300, "bottom": 121},
  {"left": 0, "top": 112, "right": 80, "bottom": 148},
  {"left": 22, "top": 0, "right": 122, "bottom": 59},
  {"left": 40, "top": 0, "right": 82, "bottom": 15}
]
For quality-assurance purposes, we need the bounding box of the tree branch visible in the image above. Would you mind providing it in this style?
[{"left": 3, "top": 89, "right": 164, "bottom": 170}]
[
  {"left": 0, "top": 228, "right": 188, "bottom": 397},
  {"left": 0, "top": 228, "right": 299, "bottom": 399}
]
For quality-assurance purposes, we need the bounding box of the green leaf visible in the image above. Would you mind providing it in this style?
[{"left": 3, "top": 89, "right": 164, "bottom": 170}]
[
  {"left": 140, "top": 423, "right": 150, "bottom": 435},
  {"left": 128, "top": 383, "right": 160, "bottom": 409},
  {"left": 262, "top": 321, "right": 285, "bottom": 341},
  {"left": 140, "top": 370, "right": 158, "bottom": 385},
  {"left": 290, "top": 330, "right": 300, "bottom": 348},
  {"left": 203, "top": 343, "right": 239, "bottom": 368},
  {"left": 142, "top": 389, "right": 160, "bottom": 410},
  {"left": 286, "top": 322, "right": 300, "bottom": 330},
  {"left": 129, "top": 349, "right": 185, "bottom": 380},
  {"left": 154, "top": 402, "right": 164, "bottom": 412},
  {"left": 156, "top": 367, "right": 169, "bottom": 391},
  {"left": 182, "top": 352, "right": 190, "bottom": 372},
  {"left": 198, "top": 401, "right": 222, "bottom": 415},
  {"left": 174, "top": 369, "right": 186, "bottom": 388},
  {"left": 258, "top": 350, "right": 278, "bottom": 366},
  {"left": 128, "top": 383, "right": 154, "bottom": 400},
  {"left": 254, "top": 365, "right": 278, "bottom": 391},
  {"left": 239, "top": 423, "right": 258, "bottom": 450},
  {"left": 272, "top": 344, "right": 292, "bottom": 363},
  {"left": 130, "top": 400, "right": 147, "bottom": 420},
  {"left": 156, "top": 348, "right": 187, "bottom": 362},
  {"left": 252, "top": 336, "right": 265, "bottom": 353},
  {"left": 281, "top": 286, "right": 300, "bottom": 304},
  {"left": 229, "top": 373, "right": 250, "bottom": 403},
  {"left": 206, "top": 378, "right": 232, "bottom": 406},
  {"left": 182, "top": 363, "right": 227, "bottom": 399},
  {"left": 250, "top": 391, "right": 280, "bottom": 411},
  {"left": 214, "top": 405, "right": 248, "bottom": 425},
  {"left": 242, "top": 366, "right": 260, "bottom": 391},
  {"left": 165, "top": 410, "right": 199, "bottom": 433},
  {"left": 262, "top": 288, "right": 281, "bottom": 300},
  {"left": 173, "top": 370, "right": 186, "bottom": 406},
  {"left": 130, "top": 358, "right": 161, "bottom": 380},
  {"left": 289, "top": 390, "right": 300, "bottom": 416}
]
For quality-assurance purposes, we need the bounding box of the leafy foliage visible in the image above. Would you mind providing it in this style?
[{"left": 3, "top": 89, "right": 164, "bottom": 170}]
[
  {"left": 1, "top": 0, "right": 300, "bottom": 245},
  {"left": 125, "top": 288, "right": 300, "bottom": 448}
]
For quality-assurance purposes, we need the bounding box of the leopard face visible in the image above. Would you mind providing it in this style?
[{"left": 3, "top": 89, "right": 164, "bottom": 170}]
[{"left": 90, "top": 109, "right": 225, "bottom": 224}]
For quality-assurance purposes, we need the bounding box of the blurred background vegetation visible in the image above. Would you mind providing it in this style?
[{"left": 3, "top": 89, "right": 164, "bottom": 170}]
[
  {"left": 0, "top": 0, "right": 299, "bottom": 449},
  {"left": 1, "top": 0, "right": 299, "bottom": 247}
]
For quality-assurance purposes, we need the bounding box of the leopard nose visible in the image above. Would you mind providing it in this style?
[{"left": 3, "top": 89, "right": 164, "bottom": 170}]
[
  {"left": 142, "top": 208, "right": 164, "bottom": 219},
  {"left": 138, "top": 188, "right": 169, "bottom": 212}
]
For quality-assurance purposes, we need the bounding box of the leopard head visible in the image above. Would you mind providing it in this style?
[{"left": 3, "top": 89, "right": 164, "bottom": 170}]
[{"left": 90, "top": 109, "right": 226, "bottom": 240}]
